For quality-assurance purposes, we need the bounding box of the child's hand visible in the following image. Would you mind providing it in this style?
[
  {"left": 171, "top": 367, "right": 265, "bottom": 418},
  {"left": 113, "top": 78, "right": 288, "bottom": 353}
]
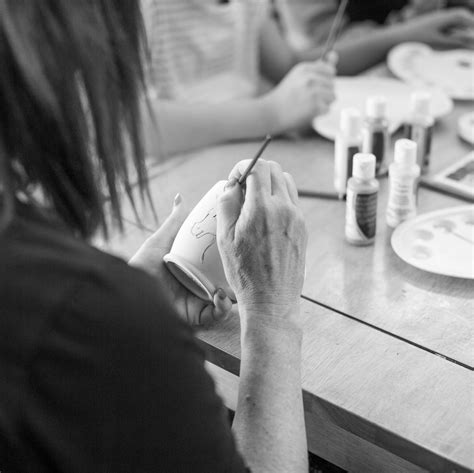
[
  {"left": 389, "top": 7, "right": 474, "bottom": 48},
  {"left": 265, "top": 58, "right": 336, "bottom": 133}
]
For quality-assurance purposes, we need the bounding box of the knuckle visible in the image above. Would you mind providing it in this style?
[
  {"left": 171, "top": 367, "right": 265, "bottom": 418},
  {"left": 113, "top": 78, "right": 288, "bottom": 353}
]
[
  {"left": 254, "top": 200, "right": 268, "bottom": 216},
  {"left": 268, "top": 160, "right": 283, "bottom": 173},
  {"left": 279, "top": 202, "right": 294, "bottom": 221},
  {"left": 283, "top": 171, "right": 295, "bottom": 185},
  {"left": 237, "top": 158, "right": 252, "bottom": 171},
  {"left": 295, "top": 208, "right": 306, "bottom": 226}
]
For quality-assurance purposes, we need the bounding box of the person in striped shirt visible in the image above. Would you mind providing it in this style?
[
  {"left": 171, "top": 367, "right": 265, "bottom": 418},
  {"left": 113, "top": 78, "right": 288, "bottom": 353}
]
[{"left": 142, "top": 0, "right": 337, "bottom": 156}]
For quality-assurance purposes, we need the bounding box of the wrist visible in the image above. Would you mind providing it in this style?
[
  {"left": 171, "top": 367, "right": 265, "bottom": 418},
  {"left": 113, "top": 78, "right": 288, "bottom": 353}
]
[
  {"left": 240, "top": 313, "right": 303, "bottom": 362},
  {"left": 383, "top": 24, "right": 406, "bottom": 45},
  {"left": 239, "top": 304, "right": 303, "bottom": 346},
  {"left": 239, "top": 301, "right": 301, "bottom": 324},
  {"left": 259, "top": 92, "right": 284, "bottom": 135}
]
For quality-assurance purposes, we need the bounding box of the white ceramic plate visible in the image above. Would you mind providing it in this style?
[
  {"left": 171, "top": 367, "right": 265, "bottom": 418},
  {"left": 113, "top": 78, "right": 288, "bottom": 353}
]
[
  {"left": 391, "top": 205, "right": 474, "bottom": 279},
  {"left": 388, "top": 42, "right": 474, "bottom": 101},
  {"left": 313, "top": 76, "right": 453, "bottom": 141}
]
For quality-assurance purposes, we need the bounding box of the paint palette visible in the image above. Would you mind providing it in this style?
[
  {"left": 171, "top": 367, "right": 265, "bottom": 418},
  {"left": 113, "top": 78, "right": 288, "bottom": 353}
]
[
  {"left": 388, "top": 42, "right": 474, "bottom": 100},
  {"left": 425, "top": 152, "right": 474, "bottom": 201},
  {"left": 391, "top": 205, "right": 474, "bottom": 279},
  {"left": 312, "top": 76, "right": 453, "bottom": 141}
]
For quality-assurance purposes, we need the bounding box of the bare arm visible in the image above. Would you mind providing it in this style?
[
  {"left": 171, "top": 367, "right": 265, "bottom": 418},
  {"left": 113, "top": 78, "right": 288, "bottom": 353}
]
[
  {"left": 233, "top": 314, "right": 307, "bottom": 473},
  {"left": 217, "top": 160, "right": 308, "bottom": 473},
  {"left": 259, "top": 17, "right": 299, "bottom": 83},
  {"left": 297, "top": 8, "right": 474, "bottom": 75},
  {"left": 144, "top": 60, "right": 336, "bottom": 157},
  {"left": 144, "top": 97, "right": 278, "bottom": 157},
  {"left": 299, "top": 28, "right": 408, "bottom": 76}
]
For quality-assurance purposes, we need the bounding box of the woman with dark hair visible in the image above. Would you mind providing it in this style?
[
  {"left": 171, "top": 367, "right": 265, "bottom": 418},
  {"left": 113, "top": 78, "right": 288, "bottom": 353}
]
[{"left": 0, "top": 1, "right": 308, "bottom": 472}]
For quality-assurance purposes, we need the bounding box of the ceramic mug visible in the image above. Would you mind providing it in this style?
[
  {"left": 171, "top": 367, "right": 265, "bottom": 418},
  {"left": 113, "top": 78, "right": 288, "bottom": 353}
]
[{"left": 163, "top": 180, "right": 235, "bottom": 302}]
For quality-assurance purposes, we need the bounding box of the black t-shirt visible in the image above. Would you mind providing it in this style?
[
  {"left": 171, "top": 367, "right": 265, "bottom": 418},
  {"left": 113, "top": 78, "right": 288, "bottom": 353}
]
[{"left": 0, "top": 202, "right": 248, "bottom": 473}]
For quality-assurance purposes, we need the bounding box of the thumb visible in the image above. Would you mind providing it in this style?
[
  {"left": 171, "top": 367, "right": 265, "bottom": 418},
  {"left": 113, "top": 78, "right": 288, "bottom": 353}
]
[
  {"left": 216, "top": 178, "right": 243, "bottom": 242},
  {"left": 148, "top": 193, "right": 187, "bottom": 249}
]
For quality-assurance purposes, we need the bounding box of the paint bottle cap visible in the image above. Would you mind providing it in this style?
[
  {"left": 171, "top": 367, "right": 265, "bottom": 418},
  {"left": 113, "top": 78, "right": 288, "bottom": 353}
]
[
  {"left": 353, "top": 153, "right": 376, "bottom": 180},
  {"left": 410, "top": 91, "right": 432, "bottom": 117},
  {"left": 340, "top": 108, "right": 362, "bottom": 138},
  {"left": 366, "top": 96, "right": 387, "bottom": 119},
  {"left": 394, "top": 139, "right": 417, "bottom": 167}
]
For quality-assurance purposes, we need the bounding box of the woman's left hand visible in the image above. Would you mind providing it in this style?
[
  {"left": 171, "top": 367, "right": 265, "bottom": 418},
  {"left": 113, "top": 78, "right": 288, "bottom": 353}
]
[{"left": 129, "top": 194, "right": 233, "bottom": 325}]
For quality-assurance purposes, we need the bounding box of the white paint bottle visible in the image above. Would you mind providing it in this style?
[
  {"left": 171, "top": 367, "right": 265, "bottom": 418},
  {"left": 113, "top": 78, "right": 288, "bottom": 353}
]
[
  {"left": 345, "top": 153, "right": 379, "bottom": 246},
  {"left": 403, "top": 91, "right": 434, "bottom": 175},
  {"left": 386, "top": 139, "right": 420, "bottom": 228},
  {"left": 362, "top": 96, "right": 390, "bottom": 176},
  {"left": 334, "top": 108, "right": 362, "bottom": 199}
]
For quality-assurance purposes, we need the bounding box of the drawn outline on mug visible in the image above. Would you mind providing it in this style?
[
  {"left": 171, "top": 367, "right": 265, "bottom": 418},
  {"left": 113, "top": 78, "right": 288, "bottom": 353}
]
[{"left": 190, "top": 207, "right": 217, "bottom": 263}]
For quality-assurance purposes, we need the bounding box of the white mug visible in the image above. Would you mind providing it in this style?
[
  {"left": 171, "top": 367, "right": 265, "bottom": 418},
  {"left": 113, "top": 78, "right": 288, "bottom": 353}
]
[{"left": 164, "top": 181, "right": 235, "bottom": 302}]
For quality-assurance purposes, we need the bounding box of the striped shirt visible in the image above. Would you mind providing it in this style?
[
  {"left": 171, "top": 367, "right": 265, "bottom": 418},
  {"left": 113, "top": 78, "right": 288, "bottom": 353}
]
[{"left": 143, "top": 0, "right": 269, "bottom": 103}]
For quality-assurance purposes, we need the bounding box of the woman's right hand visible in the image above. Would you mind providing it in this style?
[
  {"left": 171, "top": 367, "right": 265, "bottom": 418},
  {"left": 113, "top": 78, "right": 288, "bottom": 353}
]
[
  {"left": 216, "top": 159, "right": 307, "bottom": 327},
  {"left": 389, "top": 7, "right": 474, "bottom": 48}
]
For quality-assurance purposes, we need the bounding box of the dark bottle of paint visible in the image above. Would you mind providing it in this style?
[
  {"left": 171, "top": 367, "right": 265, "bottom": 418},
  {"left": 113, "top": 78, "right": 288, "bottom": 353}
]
[
  {"left": 334, "top": 108, "right": 362, "bottom": 199},
  {"left": 345, "top": 153, "right": 379, "bottom": 246},
  {"left": 403, "top": 92, "right": 434, "bottom": 175},
  {"left": 362, "top": 96, "right": 389, "bottom": 177}
]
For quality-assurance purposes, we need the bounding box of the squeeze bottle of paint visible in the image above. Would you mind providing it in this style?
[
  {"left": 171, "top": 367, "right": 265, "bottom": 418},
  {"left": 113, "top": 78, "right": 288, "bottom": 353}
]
[
  {"left": 345, "top": 153, "right": 379, "bottom": 246},
  {"left": 386, "top": 139, "right": 420, "bottom": 228},
  {"left": 362, "top": 96, "right": 389, "bottom": 176},
  {"left": 403, "top": 92, "right": 434, "bottom": 174},
  {"left": 334, "top": 108, "right": 362, "bottom": 199}
]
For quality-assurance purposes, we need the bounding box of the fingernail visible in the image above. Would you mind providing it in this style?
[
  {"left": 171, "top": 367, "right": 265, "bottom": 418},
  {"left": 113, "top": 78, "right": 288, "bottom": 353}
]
[
  {"left": 224, "top": 178, "right": 238, "bottom": 191},
  {"left": 215, "top": 288, "right": 227, "bottom": 300},
  {"left": 174, "top": 193, "right": 182, "bottom": 206}
]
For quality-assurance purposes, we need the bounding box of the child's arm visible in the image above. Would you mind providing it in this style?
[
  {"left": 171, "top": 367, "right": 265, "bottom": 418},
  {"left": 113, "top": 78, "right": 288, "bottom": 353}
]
[
  {"left": 276, "top": 0, "right": 341, "bottom": 53},
  {"left": 298, "top": 8, "right": 474, "bottom": 76},
  {"left": 258, "top": 17, "right": 299, "bottom": 83},
  {"left": 144, "top": 61, "right": 336, "bottom": 157},
  {"left": 143, "top": 97, "right": 278, "bottom": 157}
]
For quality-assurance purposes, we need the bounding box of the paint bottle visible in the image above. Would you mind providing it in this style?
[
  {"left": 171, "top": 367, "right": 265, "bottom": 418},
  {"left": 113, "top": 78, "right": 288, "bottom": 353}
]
[
  {"left": 386, "top": 139, "right": 420, "bottom": 228},
  {"left": 334, "top": 108, "right": 362, "bottom": 199},
  {"left": 345, "top": 153, "right": 379, "bottom": 246},
  {"left": 362, "top": 96, "right": 389, "bottom": 176},
  {"left": 403, "top": 92, "right": 434, "bottom": 174}
]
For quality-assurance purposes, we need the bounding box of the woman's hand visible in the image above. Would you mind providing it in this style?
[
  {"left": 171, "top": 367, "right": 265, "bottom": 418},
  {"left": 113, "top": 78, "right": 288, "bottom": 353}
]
[
  {"left": 388, "top": 7, "right": 474, "bottom": 48},
  {"left": 129, "top": 195, "right": 233, "bottom": 325},
  {"left": 216, "top": 160, "right": 307, "bottom": 326},
  {"left": 264, "top": 55, "right": 337, "bottom": 133}
]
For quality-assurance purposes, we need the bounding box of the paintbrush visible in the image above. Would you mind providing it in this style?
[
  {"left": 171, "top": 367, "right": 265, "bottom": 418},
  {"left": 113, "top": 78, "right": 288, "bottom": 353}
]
[
  {"left": 297, "top": 189, "right": 341, "bottom": 200},
  {"left": 320, "top": 0, "right": 349, "bottom": 60},
  {"left": 238, "top": 135, "right": 272, "bottom": 185}
]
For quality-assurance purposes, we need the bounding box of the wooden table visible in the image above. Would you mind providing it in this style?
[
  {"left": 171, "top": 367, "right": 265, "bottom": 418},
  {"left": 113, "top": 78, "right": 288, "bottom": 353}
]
[{"left": 96, "top": 98, "right": 474, "bottom": 472}]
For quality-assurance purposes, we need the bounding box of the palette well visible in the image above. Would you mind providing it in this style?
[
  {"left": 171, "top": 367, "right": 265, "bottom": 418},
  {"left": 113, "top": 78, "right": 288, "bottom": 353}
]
[{"left": 391, "top": 205, "right": 474, "bottom": 279}]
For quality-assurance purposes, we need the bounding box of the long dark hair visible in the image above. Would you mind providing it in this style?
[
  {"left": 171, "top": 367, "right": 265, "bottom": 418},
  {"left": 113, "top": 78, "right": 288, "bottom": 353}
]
[{"left": 0, "top": 0, "right": 150, "bottom": 238}]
